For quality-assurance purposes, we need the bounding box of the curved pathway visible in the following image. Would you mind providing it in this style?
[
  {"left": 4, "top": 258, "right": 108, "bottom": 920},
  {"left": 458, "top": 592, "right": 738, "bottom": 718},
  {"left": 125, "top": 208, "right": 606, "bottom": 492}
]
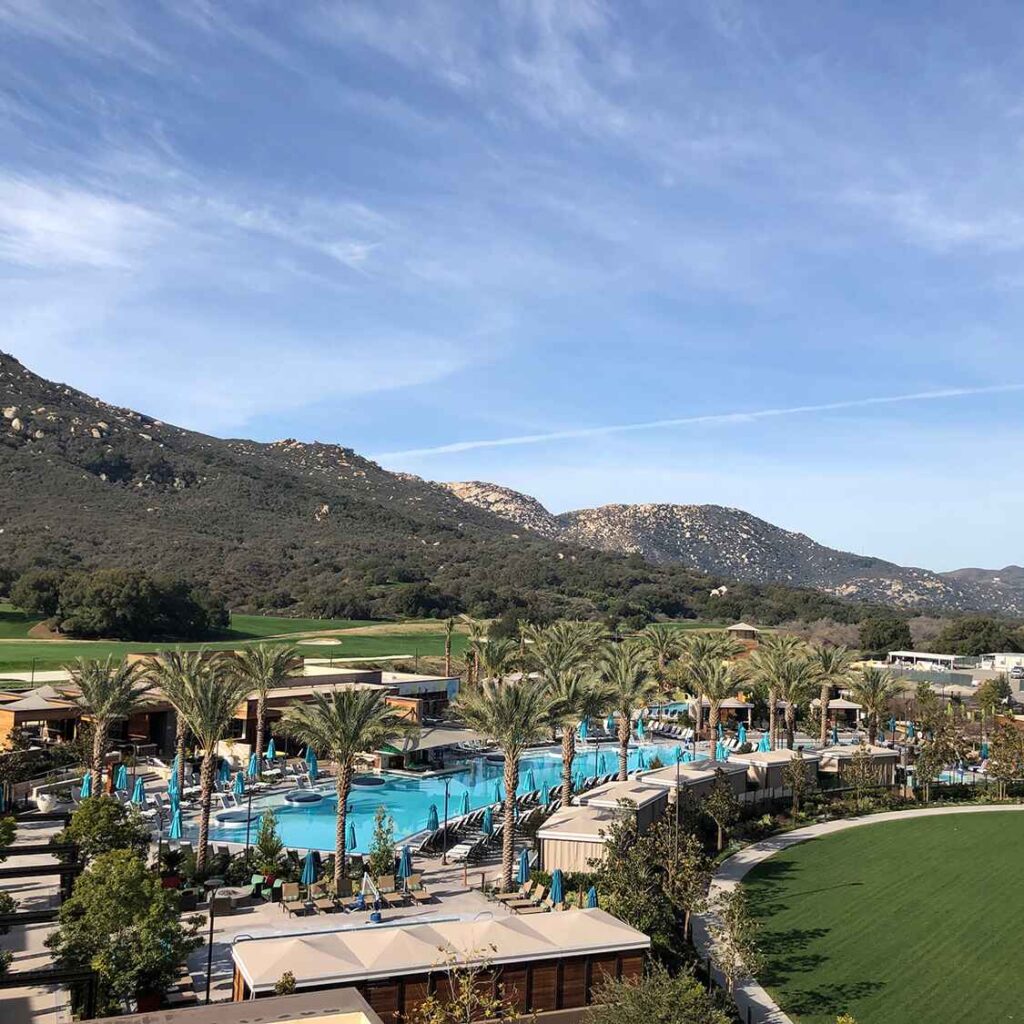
[{"left": 691, "top": 803, "right": 1024, "bottom": 1024}]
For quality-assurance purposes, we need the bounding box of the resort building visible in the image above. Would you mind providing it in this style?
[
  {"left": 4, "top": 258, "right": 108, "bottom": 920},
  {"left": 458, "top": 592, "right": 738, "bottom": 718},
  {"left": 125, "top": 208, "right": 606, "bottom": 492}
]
[
  {"left": 980, "top": 652, "right": 1024, "bottom": 673},
  {"left": 809, "top": 697, "right": 864, "bottom": 729},
  {"left": 819, "top": 744, "right": 899, "bottom": 785},
  {"left": 727, "top": 748, "right": 821, "bottom": 791},
  {"left": 886, "top": 651, "right": 975, "bottom": 672},
  {"left": 641, "top": 759, "right": 748, "bottom": 800},
  {"left": 687, "top": 696, "right": 754, "bottom": 727},
  {"left": 576, "top": 779, "right": 668, "bottom": 831},
  {"left": 229, "top": 910, "right": 651, "bottom": 1019}
]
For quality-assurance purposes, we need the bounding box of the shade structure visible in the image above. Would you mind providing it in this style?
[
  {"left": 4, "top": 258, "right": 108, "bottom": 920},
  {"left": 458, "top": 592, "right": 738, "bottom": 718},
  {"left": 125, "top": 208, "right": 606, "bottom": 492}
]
[
  {"left": 737, "top": 724, "right": 747, "bottom": 745},
  {"left": 586, "top": 885, "right": 598, "bottom": 908},
  {"left": 550, "top": 869, "right": 564, "bottom": 906},
  {"left": 79, "top": 772, "right": 93, "bottom": 799},
  {"left": 460, "top": 792, "right": 471, "bottom": 816},
  {"left": 605, "top": 714, "right": 615, "bottom": 733},
  {"left": 577, "top": 718, "right": 589, "bottom": 740},
  {"left": 233, "top": 771, "right": 245, "bottom": 797},
  {"left": 426, "top": 804, "right": 439, "bottom": 832},
  {"left": 481, "top": 806, "right": 493, "bottom": 835},
  {"left": 168, "top": 807, "right": 183, "bottom": 840},
  {"left": 307, "top": 749, "right": 319, "bottom": 780},
  {"left": 130, "top": 777, "right": 145, "bottom": 805},
  {"left": 757, "top": 733, "right": 771, "bottom": 753},
  {"left": 218, "top": 761, "right": 231, "bottom": 785},
  {"left": 398, "top": 846, "right": 413, "bottom": 881},
  {"left": 113, "top": 764, "right": 128, "bottom": 791},
  {"left": 526, "top": 769, "right": 537, "bottom": 792},
  {"left": 266, "top": 737, "right": 277, "bottom": 759},
  {"left": 518, "top": 848, "right": 530, "bottom": 885},
  {"left": 300, "top": 850, "right": 318, "bottom": 886},
  {"left": 247, "top": 752, "right": 259, "bottom": 778},
  {"left": 347, "top": 822, "right": 357, "bottom": 851}
]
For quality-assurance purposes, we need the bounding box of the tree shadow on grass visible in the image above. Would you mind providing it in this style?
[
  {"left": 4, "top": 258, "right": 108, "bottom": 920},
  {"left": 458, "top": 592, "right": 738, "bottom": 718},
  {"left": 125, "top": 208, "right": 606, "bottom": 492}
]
[
  {"left": 759, "top": 927, "right": 831, "bottom": 986},
  {"left": 784, "top": 979, "right": 881, "bottom": 1018}
]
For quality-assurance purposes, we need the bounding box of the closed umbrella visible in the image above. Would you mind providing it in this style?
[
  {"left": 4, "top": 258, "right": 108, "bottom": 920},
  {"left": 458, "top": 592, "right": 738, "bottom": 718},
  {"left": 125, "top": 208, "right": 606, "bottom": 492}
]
[
  {"left": 114, "top": 764, "right": 128, "bottom": 792},
  {"left": 586, "top": 885, "right": 598, "bottom": 908},
  {"left": 674, "top": 745, "right": 684, "bottom": 763},
  {"left": 757, "top": 733, "right": 770, "bottom": 753},
  {"left": 217, "top": 761, "right": 230, "bottom": 785},
  {"left": 347, "top": 822, "right": 357, "bottom": 850},
  {"left": 482, "top": 807, "right": 493, "bottom": 835},
  {"left": 460, "top": 792, "right": 471, "bottom": 816},
  {"left": 304, "top": 745, "right": 316, "bottom": 767},
  {"left": 981, "top": 742, "right": 990, "bottom": 759},
  {"left": 518, "top": 848, "right": 530, "bottom": 885},
  {"left": 831, "top": 724, "right": 839, "bottom": 745},
  {"left": 578, "top": 718, "right": 589, "bottom": 740},
  {"left": 737, "top": 724, "right": 747, "bottom": 746},
  {"left": 233, "top": 771, "right": 245, "bottom": 797},
  {"left": 717, "top": 722, "right": 724, "bottom": 740},
  {"left": 130, "top": 777, "right": 145, "bottom": 805},
  {"left": 168, "top": 807, "right": 183, "bottom": 840},
  {"left": 907, "top": 722, "right": 916, "bottom": 739},
  {"left": 306, "top": 749, "right": 319, "bottom": 780},
  {"left": 246, "top": 752, "right": 259, "bottom": 778},
  {"left": 167, "top": 771, "right": 180, "bottom": 798},
  {"left": 636, "top": 718, "right": 646, "bottom": 741},
  {"left": 550, "top": 869, "right": 564, "bottom": 906},
  {"left": 526, "top": 769, "right": 537, "bottom": 792},
  {"left": 79, "top": 772, "right": 93, "bottom": 799},
  {"left": 171, "top": 753, "right": 180, "bottom": 776},
  {"left": 493, "top": 782, "right": 502, "bottom": 804},
  {"left": 300, "top": 850, "right": 318, "bottom": 887},
  {"left": 398, "top": 846, "right": 413, "bottom": 882},
  {"left": 266, "top": 737, "right": 277, "bottom": 760},
  {"left": 888, "top": 715, "right": 897, "bottom": 734},
  {"left": 540, "top": 786, "right": 551, "bottom": 806},
  {"left": 635, "top": 749, "right": 646, "bottom": 770},
  {"left": 605, "top": 714, "right": 615, "bottom": 733},
  {"left": 426, "top": 804, "right": 439, "bottom": 831}
]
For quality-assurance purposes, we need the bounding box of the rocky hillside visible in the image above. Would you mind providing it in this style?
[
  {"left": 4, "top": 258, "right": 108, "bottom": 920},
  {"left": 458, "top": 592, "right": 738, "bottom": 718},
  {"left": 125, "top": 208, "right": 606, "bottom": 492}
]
[{"left": 443, "top": 482, "right": 1023, "bottom": 615}]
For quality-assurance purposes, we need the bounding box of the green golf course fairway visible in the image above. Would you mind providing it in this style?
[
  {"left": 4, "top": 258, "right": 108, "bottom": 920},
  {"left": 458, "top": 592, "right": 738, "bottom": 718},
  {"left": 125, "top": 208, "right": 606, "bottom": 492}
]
[{"left": 743, "top": 812, "right": 1024, "bottom": 1024}]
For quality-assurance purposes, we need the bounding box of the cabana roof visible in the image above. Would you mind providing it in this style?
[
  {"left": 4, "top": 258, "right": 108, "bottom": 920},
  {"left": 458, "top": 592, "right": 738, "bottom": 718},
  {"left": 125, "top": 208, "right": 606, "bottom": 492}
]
[
  {"left": 578, "top": 779, "right": 666, "bottom": 811},
  {"left": 810, "top": 697, "right": 863, "bottom": 710}
]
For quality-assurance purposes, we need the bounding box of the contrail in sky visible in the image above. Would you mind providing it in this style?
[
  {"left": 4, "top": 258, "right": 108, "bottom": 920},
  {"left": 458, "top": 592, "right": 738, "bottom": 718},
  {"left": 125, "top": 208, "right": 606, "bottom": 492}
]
[{"left": 372, "top": 384, "right": 1024, "bottom": 460}]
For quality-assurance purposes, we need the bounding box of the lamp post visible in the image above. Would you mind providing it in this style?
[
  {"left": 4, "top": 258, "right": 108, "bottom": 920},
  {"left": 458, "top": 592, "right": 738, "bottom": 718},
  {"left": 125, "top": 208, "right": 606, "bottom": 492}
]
[
  {"left": 674, "top": 748, "right": 681, "bottom": 862},
  {"left": 243, "top": 785, "right": 255, "bottom": 857},
  {"left": 441, "top": 777, "right": 451, "bottom": 865},
  {"left": 204, "top": 893, "right": 218, "bottom": 1004}
]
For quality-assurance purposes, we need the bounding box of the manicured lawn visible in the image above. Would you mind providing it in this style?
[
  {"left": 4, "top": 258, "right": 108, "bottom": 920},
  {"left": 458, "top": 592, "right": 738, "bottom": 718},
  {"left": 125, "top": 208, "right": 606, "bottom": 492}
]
[
  {"left": 743, "top": 812, "right": 1024, "bottom": 1023},
  {"left": 0, "top": 602, "right": 39, "bottom": 639}
]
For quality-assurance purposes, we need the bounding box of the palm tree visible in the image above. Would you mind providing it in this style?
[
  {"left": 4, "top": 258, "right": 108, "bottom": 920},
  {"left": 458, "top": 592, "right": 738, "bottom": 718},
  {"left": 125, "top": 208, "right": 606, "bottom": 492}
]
[
  {"left": 280, "top": 689, "right": 415, "bottom": 891},
  {"left": 599, "top": 641, "right": 658, "bottom": 781},
  {"left": 850, "top": 666, "right": 902, "bottom": 744},
  {"left": 810, "top": 645, "right": 856, "bottom": 746},
  {"left": 146, "top": 650, "right": 208, "bottom": 797},
  {"left": 677, "top": 632, "right": 743, "bottom": 738},
  {"left": 692, "top": 659, "right": 742, "bottom": 744},
  {"left": 640, "top": 625, "right": 679, "bottom": 709},
  {"left": 230, "top": 645, "right": 300, "bottom": 768},
  {"left": 68, "top": 657, "right": 152, "bottom": 789},
  {"left": 747, "top": 635, "right": 804, "bottom": 748},
  {"left": 455, "top": 676, "right": 554, "bottom": 890},
  {"left": 476, "top": 635, "right": 519, "bottom": 682},
  {"left": 158, "top": 655, "right": 252, "bottom": 874},
  {"left": 776, "top": 656, "right": 820, "bottom": 749},
  {"left": 443, "top": 617, "right": 456, "bottom": 678}
]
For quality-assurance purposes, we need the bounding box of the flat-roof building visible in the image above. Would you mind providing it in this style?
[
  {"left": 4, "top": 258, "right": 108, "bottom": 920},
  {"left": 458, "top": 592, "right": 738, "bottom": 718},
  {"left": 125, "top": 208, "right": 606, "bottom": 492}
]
[{"left": 727, "top": 747, "right": 821, "bottom": 791}]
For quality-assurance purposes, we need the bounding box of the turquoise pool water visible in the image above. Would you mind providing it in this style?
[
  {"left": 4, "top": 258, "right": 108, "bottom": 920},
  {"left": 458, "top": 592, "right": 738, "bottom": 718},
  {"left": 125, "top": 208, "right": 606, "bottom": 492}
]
[{"left": 199, "top": 740, "right": 697, "bottom": 853}]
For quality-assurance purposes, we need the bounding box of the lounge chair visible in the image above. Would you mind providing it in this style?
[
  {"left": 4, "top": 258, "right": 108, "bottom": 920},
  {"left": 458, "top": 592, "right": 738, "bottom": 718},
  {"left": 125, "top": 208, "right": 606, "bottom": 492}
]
[
  {"left": 516, "top": 896, "right": 556, "bottom": 915},
  {"left": 507, "top": 886, "right": 546, "bottom": 912},
  {"left": 376, "top": 874, "right": 406, "bottom": 907},
  {"left": 309, "top": 883, "right": 337, "bottom": 913},
  {"left": 406, "top": 874, "right": 433, "bottom": 903},
  {"left": 496, "top": 879, "right": 535, "bottom": 904},
  {"left": 280, "top": 882, "right": 306, "bottom": 916}
]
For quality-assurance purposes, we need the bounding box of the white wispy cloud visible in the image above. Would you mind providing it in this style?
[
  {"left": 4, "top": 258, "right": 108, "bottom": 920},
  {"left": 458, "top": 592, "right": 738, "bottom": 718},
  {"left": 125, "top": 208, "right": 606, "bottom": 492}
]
[{"left": 373, "top": 385, "right": 1024, "bottom": 460}]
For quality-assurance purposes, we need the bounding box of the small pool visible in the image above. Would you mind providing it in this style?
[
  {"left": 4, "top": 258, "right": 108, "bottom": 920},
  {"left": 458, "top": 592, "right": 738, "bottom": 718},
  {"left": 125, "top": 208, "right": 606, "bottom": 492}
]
[{"left": 198, "top": 740, "right": 696, "bottom": 854}]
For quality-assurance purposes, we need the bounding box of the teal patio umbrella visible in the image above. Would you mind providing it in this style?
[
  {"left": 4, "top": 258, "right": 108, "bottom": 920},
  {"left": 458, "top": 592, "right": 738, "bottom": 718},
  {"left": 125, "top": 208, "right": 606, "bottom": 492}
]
[
  {"left": 907, "top": 722, "right": 916, "bottom": 739},
  {"left": 114, "top": 764, "right": 129, "bottom": 791},
  {"left": 398, "top": 846, "right": 413, "bottom": 882},
  {"left": 586, "top": 885, "right": 598, "bottom": 908},
  {"left": 757, "top": 733, "right": 770, "bottom": 753},
  {"left": 167, "top": 770, "right": 180, "bottom": 798},
  {"left": 832, "top": 724, "right": 839, "bottom": 745},
  {"left": 737, "top": 723, "right": 747, "bottom": 745},
  {"left": 482, "top": 807, "right": 493, "bottom": 835},
  {"left": 167, "top": 807, "right": 182, "bottom": 840},
  {"left": 600, "top": 753, "right": 610, "bottom": 773},
  {"left": 888, "top": 715, "right": 897, "bottom": 734},
  {"left": 246, "top": 752, "right": 259, "bottom": 778},
  {"left": 526, "top": 769, "right": 537, "bottom": 791},
  {"left": 518, "top": 848, "right": 530, "bottom": 885},
  {"left": 233, "top": 771, "right": 245, "bottom": 797},
  {"left": 577, "top": 719, "right": 589, "bottom": 740},
  {"left": 347, "top": 822, "right": 357, "bottom": 850},
  {"left": 981, "top": 742, "right": 990, "bottom": 759},
  {"left": 540, "top": 786, "right": 551, "bottom": 806},
  {"left": 550, "top": 869, "right": 564, "bottom": 906},
  {"left": 300, "top": 850, "right": 318, "bottom": 887},
  {"left": 682, "top": 750, "right": 694, "bottom": 763},
  {"left": 426, "top": 804, "right": 439, "bottom": 831},
  {"left": 674, "top": 745, "right": 684, "bottom": 763},
  {"left": 493, "top": 782, "right": 502, "bottom": 804},
  {"left": 130, "top": 777, "right": 145, "bottom": 805},
  {"left": 636, "top": 717, "right": 646, "bottom": 741},
  {"left": 266, "top": 737, "right": 277, "bottom": 759},
  {"left": 717, "top": 722, "right": 724, "bottom": 740},
  {"left": 635, "top": 749, "right": 646, "bottom": 770},
  {"left": 605, "top": 714, "right": 615, "bottom": 733},
  {"left": 79, "top": 772, "right": 92, "bottom": 799},
  {"left": 306, "top": 749, "right": 319, "bottom": 780},
  {"left": 460, "top": 792, "right": 471, "bottom": 816},
  {"left": 217, "top": 761, "right": 230, "bottom": 785}
]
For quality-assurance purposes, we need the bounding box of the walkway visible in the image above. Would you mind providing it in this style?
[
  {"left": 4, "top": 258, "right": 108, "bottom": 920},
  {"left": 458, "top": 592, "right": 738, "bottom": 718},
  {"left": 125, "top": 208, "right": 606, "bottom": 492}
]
[{"left": 691, "top": 803, "right": 1024, "bottom": 1024}]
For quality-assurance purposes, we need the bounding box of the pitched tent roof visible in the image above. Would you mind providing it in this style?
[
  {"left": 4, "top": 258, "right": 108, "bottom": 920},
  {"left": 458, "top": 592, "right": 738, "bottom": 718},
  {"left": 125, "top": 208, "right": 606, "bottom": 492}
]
[
  {"left": 726, "top": 622, "right": 759, "bottom": 632},
  {"left": 810, "top": 697, "right": 863, "bottom": 710}
]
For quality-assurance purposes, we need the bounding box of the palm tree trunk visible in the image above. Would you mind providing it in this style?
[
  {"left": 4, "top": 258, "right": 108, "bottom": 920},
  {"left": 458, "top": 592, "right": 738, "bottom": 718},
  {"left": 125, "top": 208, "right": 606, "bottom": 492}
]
[
  {"left": 91, "top": 721, "right": 108, "bottom": 790},
  {"left": 786, "top": 706, "right": 796, "bottom": 749},
  {"left": 561, "top": 728, "right": 575, "bottom": 806},
  {"left": 175, "top": 713, "right": 187, "bottom": 796},
  {"left": 694, "top": 694, "right": 703, "bottom": 738},
  {"left": 335, "top": 763, "right": 352, "bottom": 892},
  {"left": 617, "top": 716, "right": 630, "bottom": 781},
  {"left": 868, "top": 715, "right": 878, "bottom": 745},
  {"left": 819, "top": 683, "right": 830, "bottom": 747},
  {"left": 197, "top": 751, "right": 215, "bottom": 874},
  {"left": 444, "top": 632, "right": 452, "bottom": 679},
  {"left": 255, "top": 693, "right": 266, "bottom": 769},
  {"left": 709, "top": 700, "right": 720, "bottom": 744},
  {"left": 768, "top": 688, "right": 778, "bottom": 751},
  {"left": 501, "top": 757, "right": 518, "bottom": 892}
]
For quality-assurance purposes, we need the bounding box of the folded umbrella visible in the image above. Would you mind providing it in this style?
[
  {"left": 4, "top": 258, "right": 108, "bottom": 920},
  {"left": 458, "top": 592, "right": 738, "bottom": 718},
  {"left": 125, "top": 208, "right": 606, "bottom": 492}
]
[
  {"left": 482, "top": 807, "right": 493, "bottom": 835},
  {"left": 114, "top": 764, "right": 129, "bottom": 791},
  {"left": 586, "top": 885, "right": 598, "bottom": 908},
  {"left": 168, "top": 807, "right": 183, "bottom": 840},
  {"left": 347, "top": 822, "right": 357, "bottom": 850},
  {"left": 130, "top": 777, "right": 145, "bottom": 805},
  {"left": 577, "top": 718, "right": 589, "bottom": 740},
  {"left": 460, "top": 792, "right": 471, "bottom": 816},
  {"left": 233, "top": 771, "right": 245, "bottom": 797},
  {"left": 737, "top": 723, "right": 747, "bottom": 745},
  {"left": 518, "top": 848, "right": 530, "bottom": 885},
  {"left": 246, "top": 752, "right": 259, "bottom": 778},
  {"left": 636, "top": 718, "right": 646, "bottom": 741},
  {"left": 300, "top": 850, "right": 318, "bottom": 887},
  {"left": 526, "top": 769, "right": 537, "bottom": 792},
  {"left": 398, "top": 846, "right": 413, "bottom": 881},
  {"left": 79, "top": 772, "right": 93, "bottom": 799},
  {"left": 426, "top": 803, "right": 439, "bottom": 832},
  {"left": 493, "top": 782, "right": 502, "bottom": 804},
  {"left": 306, "top": 749, "right": 319, "bottom": 780},
  {"left": 550, "top": 869, "right": 564, "bottom": 906},
  {"left": 217, "top": 760, "right": 230, "bottom": 785},
  {"left": 167, "top": 770, "right": 180, "bottom": 797},
  {"left": 266, "top": 737, "right": 277, "bottom": 760},
  {"left": 605, "top": 714, "right": 615, "bottom": 733},
  {"left": 540, "top": 786, "right": 551, "bottom": 806}
]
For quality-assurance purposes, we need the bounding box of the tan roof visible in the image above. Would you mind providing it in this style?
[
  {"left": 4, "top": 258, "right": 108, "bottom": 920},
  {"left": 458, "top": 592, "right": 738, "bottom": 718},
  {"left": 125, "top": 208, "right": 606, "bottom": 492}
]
[
  {"left": 727, "top": 622, "right": 759, "bottom": 632},
  {"left": 232, "top": 910, "right": 650, "bottom": 993},
  {"left": 579, "top": 779, "right": 666, "bottom": 810},
  {"left": 810, "top": 697, "right": 863, "bottom": 710},
  {"left": 820, "top": 744, "right": 898, "bottom": 761},
  {"left": 537, "top": 805, "right": 618, "bottom": 842},
  {"left": 728, "top": 748, "right": 822, "bottom": 766},
  {"left": 640, "top": 760, "right": 747, "bottom": 789}
]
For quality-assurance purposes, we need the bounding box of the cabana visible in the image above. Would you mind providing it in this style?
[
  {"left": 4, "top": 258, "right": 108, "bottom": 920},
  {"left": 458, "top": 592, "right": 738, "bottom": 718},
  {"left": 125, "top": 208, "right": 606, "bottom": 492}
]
[
  {"left": 810, "top": 697, "right": 863, "bottom": 729},
  {"left": 577, "top": 780, "right": 668, "bottom": 831},
  {"left": 641, "top": 759, "right": 748, "bottom": 800},
  {"left": 0, "top": 690, "right": 81, "bottom": 749},
  {"left": 537, "top": 804, "right": 620, "bottom": 873},
  {"left": 727, "top": 748, "right": 821, "bottom": 791},
  {"left": 689, "top": 696, "right": 753, "bottom": 727},
  {"left": 230, "top": 909, "right": 651, "bottom": 1020},
  {"left": 819, "top": 744, "right": 898, "bottom": 786}
]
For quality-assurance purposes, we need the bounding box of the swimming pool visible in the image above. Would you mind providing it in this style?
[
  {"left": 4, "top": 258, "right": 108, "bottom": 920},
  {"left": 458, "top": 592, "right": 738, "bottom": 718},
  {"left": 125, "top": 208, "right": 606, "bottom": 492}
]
[{"left": 197, "top": 740, "right": 697, "bottom": 853}]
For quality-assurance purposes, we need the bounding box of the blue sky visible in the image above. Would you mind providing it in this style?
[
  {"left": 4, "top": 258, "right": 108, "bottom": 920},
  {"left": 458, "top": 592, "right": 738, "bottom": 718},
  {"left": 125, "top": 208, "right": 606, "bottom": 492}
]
[{"left": 1, "top": 1, "right": 1022, "bottom": 571}]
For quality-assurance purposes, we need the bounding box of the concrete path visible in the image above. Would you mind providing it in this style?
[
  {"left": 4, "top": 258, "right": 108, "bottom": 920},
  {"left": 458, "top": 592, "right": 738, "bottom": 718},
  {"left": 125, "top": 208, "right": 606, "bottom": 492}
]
[{"left": 691, "top": 804, "right": 1024, "bottom": 1024}]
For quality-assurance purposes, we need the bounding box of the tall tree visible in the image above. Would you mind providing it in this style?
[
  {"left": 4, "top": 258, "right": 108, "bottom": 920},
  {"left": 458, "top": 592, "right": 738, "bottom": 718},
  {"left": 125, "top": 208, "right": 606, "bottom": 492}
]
[
  {"left": 640, "top": 625, "right": 679, "bottom": 708},
  {"left": 810, "top": 644, "right": 856, "bottom": 747},
  {"left": 280, "top": 689, "right": 413, "bottom": 890},
  {"left": 146, "top": 650, "right": 209, "bottom": 796},
  {"left": 691, "top": 659, "right": 741, "bottom": 743},
  {"left": 68, "top": 657, "right": 152, "bottom": 789},
  {"left": 677, "top": 632, "right": 743, "bottom": 738},
  {"left": 230, "top": 645, "right": 300, "bottom": 769},
  {"left": 777, "top": 655, "right": 820, "bottom": 749},
  {"left": 849, "top": 667, "right": 902, "bottom": 744},
  {"left": 157, "top": 655, "right": 252, "bottom": 874},
  {"left": 747, "top": 635, "right": 804, "bottom": 749},
  {"left": 455, "top": 676, "right": 554, "bottom": 890},
  {"left": 443, "top": 617, "right": 456, "bottom": 678},
  {"left": 599, "top": 641, "right": 658, "bottom": 781}
]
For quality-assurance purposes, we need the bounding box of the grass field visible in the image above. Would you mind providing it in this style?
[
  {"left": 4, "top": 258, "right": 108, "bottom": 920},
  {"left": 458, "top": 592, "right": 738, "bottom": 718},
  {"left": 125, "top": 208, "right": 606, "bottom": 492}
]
[
  {"left": 743, "top": 812, "right": 1024, "bottom": 1023},
  {"left": 0, "top": 605, "right": 468, "bottom": 673}
]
